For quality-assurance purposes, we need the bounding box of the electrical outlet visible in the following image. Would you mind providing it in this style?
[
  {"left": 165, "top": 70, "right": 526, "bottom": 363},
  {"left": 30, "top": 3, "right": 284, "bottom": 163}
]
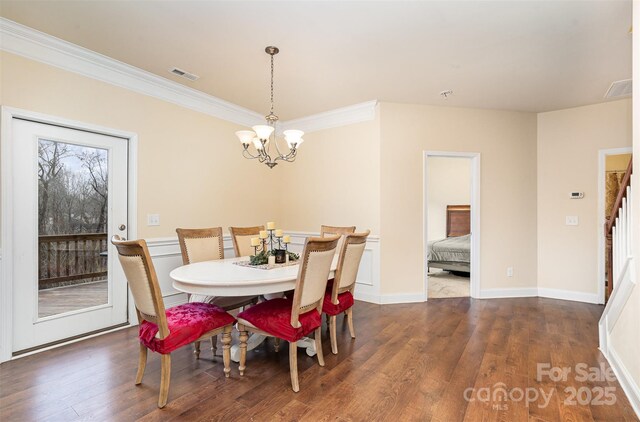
[
  {"left": 565, "top": 216, "right": 579, "bottom": 226},
  {"left": 507, "top": 267, "right": 513, "bottom": 277},
  {"left": 147, "top": 214, "right": 160, "bottom": 226}
]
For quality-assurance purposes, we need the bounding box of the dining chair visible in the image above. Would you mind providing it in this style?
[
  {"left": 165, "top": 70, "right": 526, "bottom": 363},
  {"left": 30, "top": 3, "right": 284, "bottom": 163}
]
[
  {"left": 323, "top": 230, "right": 370, "bottom": 354},
  {"left": 111, "top": 235, "right": 235, "bottom": 408},
  {"left": 236, "top": 235, "right": 340, "bottom": 392},
  {"left": 176, "top": 227, "right": 258, "bottom": 359},
  {"left": 320, "top": 225, "right": 356, "bottom": 256},
  {"left": 228, "top": 225, "right": 265, "bottom": 257}
]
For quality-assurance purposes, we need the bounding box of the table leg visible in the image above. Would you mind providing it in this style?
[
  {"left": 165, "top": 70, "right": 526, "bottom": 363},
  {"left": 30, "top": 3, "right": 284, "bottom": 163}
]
[
  {"left": 230, "top": 334, "right": 317, "bottom": 361},
  {"left": 231, "top": 333, "right": 267, "bottom": 363}
]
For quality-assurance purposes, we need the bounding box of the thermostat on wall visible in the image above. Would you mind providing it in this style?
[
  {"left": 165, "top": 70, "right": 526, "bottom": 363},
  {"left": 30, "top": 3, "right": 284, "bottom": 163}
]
[{"left": 570, "top": 192, "right": 584, "bottom": 199}]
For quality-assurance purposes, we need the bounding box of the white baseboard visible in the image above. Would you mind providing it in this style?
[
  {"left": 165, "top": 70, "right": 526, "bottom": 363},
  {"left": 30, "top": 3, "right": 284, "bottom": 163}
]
[
  {"left": 479, "top": 287, "right": 538, "bottom": 299},
  {"left": 606, "top": 345, "right": 640, "bottom": 418},
  {"left": 537, "top": 287, "right": 600, "bottom": 304},
  {"left": 380, "top": 293, "right": 426, "bottom": 304},
  {"left": 354, "top": 291, "right": 426, "bottom": 305},
  {"left": 478, "top": 287, "right": 600, "bottom": 304}
]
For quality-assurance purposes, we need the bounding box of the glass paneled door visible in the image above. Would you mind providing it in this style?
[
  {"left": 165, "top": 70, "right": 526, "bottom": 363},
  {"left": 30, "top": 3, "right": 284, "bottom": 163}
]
[{"left": 11, "top": 119, "right": 129, "bottom": 354}]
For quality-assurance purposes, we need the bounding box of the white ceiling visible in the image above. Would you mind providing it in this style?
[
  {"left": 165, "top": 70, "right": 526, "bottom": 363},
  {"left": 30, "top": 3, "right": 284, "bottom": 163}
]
[{"left": 0, "top": 1, "right": 632, "bottom": 120}]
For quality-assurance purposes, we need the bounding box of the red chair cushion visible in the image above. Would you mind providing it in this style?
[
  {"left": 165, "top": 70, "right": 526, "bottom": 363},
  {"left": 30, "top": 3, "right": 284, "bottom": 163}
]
[
  {"left": 322, "top": 290, "right": 355, "bottom": 315},
  {"left": 237, "top": 298, "right": 321, "bottom": 342},
  {"left": 139, "top": 302, "right": 236, "bottom": 354}
]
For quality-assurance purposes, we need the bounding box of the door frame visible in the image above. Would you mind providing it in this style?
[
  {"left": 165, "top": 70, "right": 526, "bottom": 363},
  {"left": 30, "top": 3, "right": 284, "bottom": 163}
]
[
  {"left": 597, "top": 146, "right": 632, "bottom": 305},
  {"left": 423, "top": 151, "right": 481, "bottom": 300},
  {"left": 0, "top": 106, "right": 138, "bottom": 362}
]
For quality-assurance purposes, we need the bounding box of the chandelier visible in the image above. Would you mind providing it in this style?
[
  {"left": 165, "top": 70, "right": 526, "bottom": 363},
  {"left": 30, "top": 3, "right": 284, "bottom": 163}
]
[{"left": 235, "top": 46, "right": 303, "bottom": 169}]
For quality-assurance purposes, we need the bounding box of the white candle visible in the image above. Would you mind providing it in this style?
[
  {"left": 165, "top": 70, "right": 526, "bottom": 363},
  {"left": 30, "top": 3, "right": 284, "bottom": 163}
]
[
  {"left": 250, "top": 237, "right": 260, "bottom": 246},
  {"left": 283, "top": 235, "right": 291, "bottom": 243},
  {"left": 275, "top": 229, "right": 283, "bottom": 237},
  {"left": 268, "top": 255, "right": 276, "bottom": 265},
  {"left": 259, "top": 230, "right": 268, "bottom": 239},
  {"left": 267, "top": 221, "right": 275, "bottom": 230}
]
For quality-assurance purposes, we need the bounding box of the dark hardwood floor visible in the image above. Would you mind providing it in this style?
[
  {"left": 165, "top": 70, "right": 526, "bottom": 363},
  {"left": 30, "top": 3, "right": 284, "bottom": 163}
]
[{"left": 1, "top": 297, "right": 638, "bottom": 421}]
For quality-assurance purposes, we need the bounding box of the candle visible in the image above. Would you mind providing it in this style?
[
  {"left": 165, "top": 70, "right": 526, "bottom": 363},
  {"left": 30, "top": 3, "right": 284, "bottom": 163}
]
[
  {"left": 250, "top": 237, "right": 260, "bottom": 246},
  {"left": 259, "top": 230, "right": 268, "bottom": 239},
  {"left": 283, "top": 235, "right": 291, "bottom": 243},
  {"left": 267, "top": 221, "right": 275, "bottom": 230},
  {"left": 275, "top": 229, "right": 283, "bottom": 237}
]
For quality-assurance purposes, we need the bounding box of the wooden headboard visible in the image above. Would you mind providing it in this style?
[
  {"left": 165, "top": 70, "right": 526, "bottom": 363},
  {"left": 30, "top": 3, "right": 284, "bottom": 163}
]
[{"left": 446, "top": 205, "right": 470, "bottom": 237}]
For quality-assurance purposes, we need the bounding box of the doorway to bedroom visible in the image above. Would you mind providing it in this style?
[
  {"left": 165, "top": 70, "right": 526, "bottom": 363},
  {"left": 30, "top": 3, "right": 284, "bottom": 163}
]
[{"left": 424, "top": 152, "right": 480, "bottom": 299}]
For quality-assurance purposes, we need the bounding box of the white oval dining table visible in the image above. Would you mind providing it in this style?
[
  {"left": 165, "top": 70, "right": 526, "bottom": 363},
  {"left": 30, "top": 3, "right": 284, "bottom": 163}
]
[{"left": 170, "top": 256, "right": 338, "bottom": 362}]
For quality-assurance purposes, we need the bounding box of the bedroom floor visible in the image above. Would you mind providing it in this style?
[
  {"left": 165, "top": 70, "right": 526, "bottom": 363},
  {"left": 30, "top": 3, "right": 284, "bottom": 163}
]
[{"left": 428, "top": 269, "right": 470, "bottom": 298}]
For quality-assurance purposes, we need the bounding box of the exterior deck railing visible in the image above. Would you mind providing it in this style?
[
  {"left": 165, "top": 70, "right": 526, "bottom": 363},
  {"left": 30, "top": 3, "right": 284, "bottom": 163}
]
[{"left": 38, "top": 233, "right": 108, "bottom": 289}]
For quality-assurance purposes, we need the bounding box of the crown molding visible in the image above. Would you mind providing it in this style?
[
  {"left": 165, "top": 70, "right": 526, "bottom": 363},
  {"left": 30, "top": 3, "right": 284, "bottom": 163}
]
[
  {"left": 0, "top": 18, "right": 377, "bottom": 133},
  {"left": 279, "top": 100, "right": 378, "bottom": 134},
  {"left": 0, "top": 18, "right": 264, "bottom": 127}
]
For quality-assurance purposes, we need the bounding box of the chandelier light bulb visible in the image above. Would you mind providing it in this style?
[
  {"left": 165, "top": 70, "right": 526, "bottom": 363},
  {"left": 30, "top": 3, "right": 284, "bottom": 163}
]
[
  {"left": 252, "top": 125, "right": 275, "bottom": 140},
  {"left": 236, "top": 130, "right": 256, "bottom": 145},
  {"left": 252, "top": 138, "right": 264, "bottom": 150},
  {"left": 283, "top": 129, "right": 304, "bottom": 148}
]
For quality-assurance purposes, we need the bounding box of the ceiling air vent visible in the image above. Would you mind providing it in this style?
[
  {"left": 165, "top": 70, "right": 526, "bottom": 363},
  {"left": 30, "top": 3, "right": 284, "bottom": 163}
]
[
  {"left": 604, "top": 79, "right": 632, "bottom": 99},
  {"left": 169, "top": 67, "right": 200, "bottom": 81}
]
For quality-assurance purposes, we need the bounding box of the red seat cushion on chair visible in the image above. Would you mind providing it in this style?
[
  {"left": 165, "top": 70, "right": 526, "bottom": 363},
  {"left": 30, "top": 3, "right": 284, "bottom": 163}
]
[
  {"left": 322, "top": 290, "right": 355, "bottom": 316},
  {"left": 139, "top": 302, "right": 236, "bottom": 354},
  {"left": 237, "top": 298, "right": 321, "bottom": 342}
]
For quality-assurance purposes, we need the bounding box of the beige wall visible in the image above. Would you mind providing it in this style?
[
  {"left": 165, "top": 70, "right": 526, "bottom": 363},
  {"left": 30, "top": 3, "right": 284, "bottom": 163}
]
[
  {"left": 427, "top": 156, "right": 471, "bottom": 241},
  {"left": 278, "top": 116, "right": 380, "bottom": 234},
  {"left": 537, "top": 99, "right": 632, "bottom": 296},
  {"left": 0, "top": 52, "right": 282, "bottom": 240},
  {"left": 379, "top": 102, "right": 538, "bottom": 296}
]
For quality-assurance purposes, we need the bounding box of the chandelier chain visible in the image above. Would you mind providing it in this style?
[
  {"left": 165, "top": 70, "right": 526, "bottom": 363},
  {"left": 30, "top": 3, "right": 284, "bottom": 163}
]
[{"left": 270, "top": 53, "right": 275, "bottom": 116}]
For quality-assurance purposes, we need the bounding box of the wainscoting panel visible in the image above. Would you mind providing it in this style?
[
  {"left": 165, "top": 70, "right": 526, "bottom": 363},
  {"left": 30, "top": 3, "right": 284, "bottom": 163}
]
[{"left": 145, "top": 232, "right": 381, "bottom": 304}]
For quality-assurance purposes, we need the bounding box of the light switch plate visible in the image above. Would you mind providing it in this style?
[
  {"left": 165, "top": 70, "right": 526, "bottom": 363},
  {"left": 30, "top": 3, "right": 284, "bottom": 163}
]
[
  {"left": 147, "top": 214, "right": 160, "bottom": 226},
  {"left": 565, "top": 216, "right": 579, "bottom": 226}
]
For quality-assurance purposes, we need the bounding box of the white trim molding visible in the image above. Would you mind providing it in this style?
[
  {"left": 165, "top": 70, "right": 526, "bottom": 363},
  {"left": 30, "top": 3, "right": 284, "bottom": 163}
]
[
  {"left": 0, "top": 106, "right": 139, "bottom": 363},
  {"left": 606, "top": 344, "right": 640, "bottom": 418},
  {"left": 0, "top": 17, "right": 377, "bottom": 135},
  {"left": 479, "top": 287, "right": 599, "bottom": 303},
  {"left": 479, "top": 288, "right": 538, "bottom": 299},
  {"left": 537, "top": 287, "right": 600, "bottom": 304},
  {"left": 0, "top": 17, "right": 263, "bottom": 127},
  {"left": 423, "top": 151, "right": 481, "bottom": 300},
  {"left": 279, "top": 100, "right": 378, "bottom": 134}
]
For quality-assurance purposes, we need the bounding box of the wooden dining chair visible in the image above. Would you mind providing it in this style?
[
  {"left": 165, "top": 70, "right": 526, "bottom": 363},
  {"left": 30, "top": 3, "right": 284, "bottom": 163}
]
[
  {"left": 236, "top": 235, "right": 340, "bottom": 392},
  {"left": 176, "top": 227, "right": 258, "bottom": 359},
  {"left": 228, "top": 225, "right": 265, "bottom": 257},
  {"left": 111, "top": 235, "right": 235, "bottom": 408},
  {"left": 323, "top": 230, "right": 370, "bottom": 354},
  {"left": 321, "top": 225, "right": 356, "bottom": 256}
]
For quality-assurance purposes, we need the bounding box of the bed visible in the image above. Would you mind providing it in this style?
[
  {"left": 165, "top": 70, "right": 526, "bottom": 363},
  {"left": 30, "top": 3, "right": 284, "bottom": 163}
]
[{"left": 427, "top": 205, "right": 471, "bottom": 274}]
